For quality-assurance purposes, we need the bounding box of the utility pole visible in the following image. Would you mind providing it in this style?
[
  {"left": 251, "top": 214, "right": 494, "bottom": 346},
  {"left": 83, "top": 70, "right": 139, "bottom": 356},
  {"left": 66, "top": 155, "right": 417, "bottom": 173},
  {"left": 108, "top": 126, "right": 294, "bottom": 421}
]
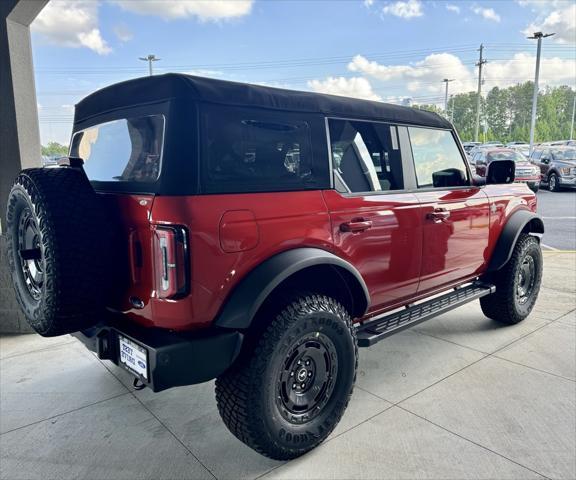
[
  {"left": 474, "top": 44, "right": 487, "bottom": 142},
  {"left": 570, "top": 92, "right": 575, "bottom": 140},
  {"left": 528, "top": 32, "right": 554, "bottom": 152},
  {"left": 442, "top": 78, "right": 454, "bottom": 116},
  {"left": 139, "top": 54, "right": 160, "bottom": 76}
]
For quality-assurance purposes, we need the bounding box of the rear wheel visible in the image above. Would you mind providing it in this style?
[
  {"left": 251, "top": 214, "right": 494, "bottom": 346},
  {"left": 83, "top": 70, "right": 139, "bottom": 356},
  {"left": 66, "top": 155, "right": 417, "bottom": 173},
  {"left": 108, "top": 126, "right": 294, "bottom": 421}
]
[
  {"left": 480, "top": 234, "right": 542, "bottom": 324},
  {"left": 548, "top": 173, "right": 560, "bottom": 192},
  {"left": 215, "top": 294, "right": 357, "bottom": 460},
  {"left": 6, "top": 168, "right": 114, "bottom": 336}
]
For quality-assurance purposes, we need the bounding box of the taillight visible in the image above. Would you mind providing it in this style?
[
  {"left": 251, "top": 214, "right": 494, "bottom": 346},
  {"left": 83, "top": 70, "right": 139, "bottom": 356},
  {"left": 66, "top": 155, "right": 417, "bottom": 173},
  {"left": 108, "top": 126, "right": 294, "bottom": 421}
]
[{"left": 153, "top": 225, "right": 189, "bottom": 299}]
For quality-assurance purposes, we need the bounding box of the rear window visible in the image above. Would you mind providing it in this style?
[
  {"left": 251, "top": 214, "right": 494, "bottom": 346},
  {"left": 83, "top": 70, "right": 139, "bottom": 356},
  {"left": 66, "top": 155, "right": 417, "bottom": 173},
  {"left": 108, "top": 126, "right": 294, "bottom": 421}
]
[
  {"left": 201, "top": 105, "right": 317, "bottom": 194},
  {"left": 70, "top": 114, "right": 164, "bottom": 183}
]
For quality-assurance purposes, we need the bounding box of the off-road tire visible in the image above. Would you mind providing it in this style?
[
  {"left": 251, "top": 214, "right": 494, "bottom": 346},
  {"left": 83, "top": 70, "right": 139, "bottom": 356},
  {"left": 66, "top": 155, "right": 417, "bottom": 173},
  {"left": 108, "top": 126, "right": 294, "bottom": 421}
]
[
  {"left": 6, "top": 167, "right": 114, "bottom": 336},
  {"left": 548, "top": 173, "right": 560, "bottom": 192},
  {"left": 215, "top": 294, "right": 357, "bottom": 460},
  {"left": 480, "top": 234, "right": 542, "bottom": 324}
]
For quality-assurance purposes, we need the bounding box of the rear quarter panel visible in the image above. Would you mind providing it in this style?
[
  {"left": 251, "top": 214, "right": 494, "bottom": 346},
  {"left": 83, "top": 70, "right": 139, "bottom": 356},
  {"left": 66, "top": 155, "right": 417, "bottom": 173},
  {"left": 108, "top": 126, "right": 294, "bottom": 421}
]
[{"left": 150, "top": 191, "right": 333, "bottom": 330}]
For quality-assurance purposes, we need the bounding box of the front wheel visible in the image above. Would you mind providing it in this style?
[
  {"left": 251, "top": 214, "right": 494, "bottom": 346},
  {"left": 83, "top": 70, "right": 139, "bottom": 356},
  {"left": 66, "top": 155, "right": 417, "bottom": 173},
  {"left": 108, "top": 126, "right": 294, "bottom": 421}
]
[
  {"left": 480, "top": 234, "right": 543, "bottom": 324},
  {"left": 548, "top": 173, "right": 560, "bottom": 192},
  {"left": 215, "top": 294, "right": 357, "bottom": 460}
]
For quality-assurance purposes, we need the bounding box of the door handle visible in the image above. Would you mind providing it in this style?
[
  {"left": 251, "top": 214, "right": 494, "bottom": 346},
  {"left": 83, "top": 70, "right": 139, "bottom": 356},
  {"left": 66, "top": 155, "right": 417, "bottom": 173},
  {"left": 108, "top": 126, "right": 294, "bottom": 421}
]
[
  {"left": 340, "top": 219, "right": 373, "bottom": 233},
  {"left": 426, "top": 208, "right": 450, "bottom": 223}
]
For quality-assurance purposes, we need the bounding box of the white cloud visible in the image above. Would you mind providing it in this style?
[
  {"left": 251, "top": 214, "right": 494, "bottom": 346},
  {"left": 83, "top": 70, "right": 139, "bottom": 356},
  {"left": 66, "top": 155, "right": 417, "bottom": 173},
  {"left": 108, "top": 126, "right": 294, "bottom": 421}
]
[
  {"left": 112, "top": 0, "right": 253, "bottom": 21},
  {"left": 348, "top": 53, "right": 475, "bottom": 94},
  {"left": 483, "top": 53, "right": 576, "bottom": 90},
  {"left": 446, "top": 4, "right": 460, "bottom": 14},
  {"left": 345, "top": 51, "right": 576, "bottom": 106},
  {"left": 308, "top": 77, "right": 382, "bottom": 101},
  {"left": 184, "top": 69, "right": 224, "bottom": 78},
  {"left": 113, "top": 23, "right": 133, "bottom": 43},
  {"left": 471, "top": 5, "right": 501, "bottom": 22},
  {"left": 381, "top": 0, "right": 423, "bottom": 19},
  {"left": 522, "top": 4, "right": 576, "bottom": 44},
  {"left": 364, "top": 0, "right": 375, "bottom": 7},
  {"left": 33, "top": 1, "right": 111, "bottom": 55}
]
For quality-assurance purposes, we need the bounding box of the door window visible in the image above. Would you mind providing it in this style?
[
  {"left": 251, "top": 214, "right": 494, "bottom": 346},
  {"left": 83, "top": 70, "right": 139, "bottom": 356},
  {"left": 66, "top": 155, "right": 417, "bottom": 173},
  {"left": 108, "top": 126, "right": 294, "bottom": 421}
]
[
  {"left": 201, "top": 105, "right": 319, "bottom": 193},
  {"left": 408, "top": 127, "right": 469, "bottom": 188},
  {"left": 328, "top": 119, "right": 404, "bottom": 193}
]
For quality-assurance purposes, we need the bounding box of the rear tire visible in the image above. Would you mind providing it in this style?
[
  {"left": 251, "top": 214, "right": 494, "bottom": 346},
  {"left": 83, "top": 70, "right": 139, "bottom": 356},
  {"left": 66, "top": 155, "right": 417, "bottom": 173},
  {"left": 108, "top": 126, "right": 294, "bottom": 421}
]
[
  {"left": 215, "top": 294, "right": 357, "bottom": 460},
  {"left": 480, "top": 234, "right": 542, "bottom": 324},
  {"left": 6, "top": 168, "right": 114, "bottom": 336}
]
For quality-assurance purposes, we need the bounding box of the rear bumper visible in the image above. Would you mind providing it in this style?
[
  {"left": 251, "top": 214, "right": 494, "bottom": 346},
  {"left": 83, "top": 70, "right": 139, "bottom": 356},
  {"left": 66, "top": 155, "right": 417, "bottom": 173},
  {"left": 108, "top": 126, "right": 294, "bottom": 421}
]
[{"left": 73, "top": 316, "right": 243, "bottom": 392}]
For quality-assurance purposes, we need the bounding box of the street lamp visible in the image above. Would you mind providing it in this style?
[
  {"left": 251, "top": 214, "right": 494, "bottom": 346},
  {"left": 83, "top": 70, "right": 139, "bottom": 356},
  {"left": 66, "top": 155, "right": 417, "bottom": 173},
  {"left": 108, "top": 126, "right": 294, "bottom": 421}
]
[
  {"left": 527, "top": 32, "right": 554, "bottom": 152},
  {"left": 139, "top": 54, "right": 161, "bottom": 76}
]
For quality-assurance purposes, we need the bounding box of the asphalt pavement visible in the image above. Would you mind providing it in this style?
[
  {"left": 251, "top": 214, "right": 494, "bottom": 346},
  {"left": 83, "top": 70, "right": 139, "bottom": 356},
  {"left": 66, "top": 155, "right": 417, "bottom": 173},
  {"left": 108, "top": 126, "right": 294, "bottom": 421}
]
[{"left": 536, "top": 188, "right": 576, "bottom": 251}]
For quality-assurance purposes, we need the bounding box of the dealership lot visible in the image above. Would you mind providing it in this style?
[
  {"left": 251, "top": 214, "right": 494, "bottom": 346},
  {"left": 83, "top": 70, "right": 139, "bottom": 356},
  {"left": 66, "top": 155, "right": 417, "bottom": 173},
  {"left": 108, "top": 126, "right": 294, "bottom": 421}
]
[
  {"left": 537, "top": 189, "right": 576, "bottom": 251},
  {"left": 1, "top": 249, "right": 574, "bottom": 480}
]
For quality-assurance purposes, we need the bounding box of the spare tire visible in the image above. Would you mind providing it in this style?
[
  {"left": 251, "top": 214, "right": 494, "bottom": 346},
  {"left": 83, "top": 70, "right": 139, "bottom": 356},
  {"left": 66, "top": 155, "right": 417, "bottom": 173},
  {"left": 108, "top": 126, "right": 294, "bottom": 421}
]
[{"left": 6, "top": 167, "right": 113, "bottom": 336}]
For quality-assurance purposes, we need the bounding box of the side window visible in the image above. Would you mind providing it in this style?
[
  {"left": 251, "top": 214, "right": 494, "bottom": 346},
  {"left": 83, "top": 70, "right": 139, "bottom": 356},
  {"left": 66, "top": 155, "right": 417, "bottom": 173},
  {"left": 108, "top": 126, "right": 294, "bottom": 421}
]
[
  {"left": 328, "top": 119, "right": 404, "bottom": 193},
  {"left": 408, "top": 127, "right": 469, "bottom": 188},
  {"left": 201, "top": 105, "right": 317, "bottom": 193},
  {"left": 531, "top": 150, "right": 542, "bottom": 161},
  {"left": 70, "top": 115, "right": 164, "bottom": 183}
]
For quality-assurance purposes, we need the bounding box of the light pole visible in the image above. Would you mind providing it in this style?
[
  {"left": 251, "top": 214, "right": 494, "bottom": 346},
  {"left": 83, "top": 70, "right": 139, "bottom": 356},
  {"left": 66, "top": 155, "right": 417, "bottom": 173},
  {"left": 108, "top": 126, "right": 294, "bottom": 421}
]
[
  {"left": 442, "top": 78, "right": 454, "bottom": 116},
  {"left": 570, "top": 92, "right": 575, "bottom": 140},
  {"left": 139, "top": 54, "right": 160, "bottom": 76},
  {"left": 527, "top": 32, "right": 554, "bottom": 152}
]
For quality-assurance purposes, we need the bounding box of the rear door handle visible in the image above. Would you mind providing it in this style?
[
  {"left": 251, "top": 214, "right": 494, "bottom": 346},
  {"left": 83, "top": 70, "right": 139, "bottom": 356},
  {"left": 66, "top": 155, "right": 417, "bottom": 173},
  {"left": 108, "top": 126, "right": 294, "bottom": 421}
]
[
  {"left": 426, "top": 208, "right": 450, "bottom": 223},
  {"left": 340, "top": 219, "right": 373, "bottom": 233}
]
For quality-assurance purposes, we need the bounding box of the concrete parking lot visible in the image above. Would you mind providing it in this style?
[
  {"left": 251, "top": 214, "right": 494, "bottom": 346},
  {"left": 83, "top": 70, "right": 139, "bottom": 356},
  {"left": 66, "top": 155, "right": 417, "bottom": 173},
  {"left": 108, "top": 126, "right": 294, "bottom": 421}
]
[
  {"left": 537, "top": 189, "right": 576, "bottom": 251},
  {"left": 1, "top": 250, "right": 574, "bottom": 480}
]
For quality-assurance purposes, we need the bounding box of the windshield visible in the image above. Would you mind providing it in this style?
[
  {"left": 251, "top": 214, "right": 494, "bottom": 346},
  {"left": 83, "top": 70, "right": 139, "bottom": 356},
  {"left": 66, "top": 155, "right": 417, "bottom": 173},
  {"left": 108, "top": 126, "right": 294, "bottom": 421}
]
[
  {"left": 487, "top": 150, "right": 527, "bottom": 163},
  {"left": 552, "top": 148, "right": 576, "bottom": 162}
]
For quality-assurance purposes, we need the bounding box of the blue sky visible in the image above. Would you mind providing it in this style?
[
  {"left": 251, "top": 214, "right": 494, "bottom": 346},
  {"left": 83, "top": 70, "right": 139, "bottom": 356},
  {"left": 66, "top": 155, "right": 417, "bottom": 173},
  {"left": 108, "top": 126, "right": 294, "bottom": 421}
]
[{"left": 32, "top": 0, "right": 576, "bottom": 144}]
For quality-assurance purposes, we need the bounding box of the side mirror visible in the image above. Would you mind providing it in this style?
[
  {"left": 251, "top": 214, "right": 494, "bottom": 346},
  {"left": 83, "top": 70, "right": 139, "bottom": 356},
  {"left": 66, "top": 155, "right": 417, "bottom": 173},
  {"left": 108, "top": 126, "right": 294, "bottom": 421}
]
[
  {"left": 541, "top": 157, "right": 550, "bottom": 164},
  {"left": 486, "top": 159, "right": 515, "bottom": 185},
  {"left": 472, "top": 174, "right": 486, "bottom": 186}
]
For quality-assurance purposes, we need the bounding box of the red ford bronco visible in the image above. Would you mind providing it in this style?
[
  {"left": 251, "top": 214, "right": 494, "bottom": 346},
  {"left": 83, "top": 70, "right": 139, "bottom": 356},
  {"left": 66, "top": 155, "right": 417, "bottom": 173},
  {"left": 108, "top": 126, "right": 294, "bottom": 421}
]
[{"left": 6, "top": 74, "right": 544, "bottom": 460}]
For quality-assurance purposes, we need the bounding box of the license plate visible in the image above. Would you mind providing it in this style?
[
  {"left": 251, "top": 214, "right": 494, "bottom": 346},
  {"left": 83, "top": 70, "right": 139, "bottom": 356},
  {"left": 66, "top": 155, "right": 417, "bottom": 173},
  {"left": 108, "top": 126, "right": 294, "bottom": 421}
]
[{"left": 118, "top": 335, "right": 148, "bottom": 380}]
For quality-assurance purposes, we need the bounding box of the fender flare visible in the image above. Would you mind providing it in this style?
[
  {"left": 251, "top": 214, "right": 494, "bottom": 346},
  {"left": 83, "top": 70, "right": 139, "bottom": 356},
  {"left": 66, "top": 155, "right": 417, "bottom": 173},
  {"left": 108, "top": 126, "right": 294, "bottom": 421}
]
[
  {"left": 214, "top": 248, "right": 370, "bottom": 330},
  {"left": 487, "top": 210, "right": 544, "bottom": 272}
]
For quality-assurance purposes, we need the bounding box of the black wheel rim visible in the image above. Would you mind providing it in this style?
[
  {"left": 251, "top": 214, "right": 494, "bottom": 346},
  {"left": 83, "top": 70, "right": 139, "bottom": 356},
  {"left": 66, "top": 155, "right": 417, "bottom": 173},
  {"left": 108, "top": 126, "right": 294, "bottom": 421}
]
[
  {"left": 276, "top": 332, "right": 338, "bottom": 424},
  {"left": 17, "top": 208, "right": 44, "bottom": 300},
  {"left": 516, "top": 254, "right": 536, "bottom": 305}
]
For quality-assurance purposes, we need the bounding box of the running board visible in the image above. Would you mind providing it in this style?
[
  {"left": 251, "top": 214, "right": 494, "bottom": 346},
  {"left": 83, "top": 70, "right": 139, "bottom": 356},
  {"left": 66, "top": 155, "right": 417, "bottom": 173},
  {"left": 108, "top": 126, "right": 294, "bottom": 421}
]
[{"left": 356, "top": 282, "right": 496, "bottom": 347}]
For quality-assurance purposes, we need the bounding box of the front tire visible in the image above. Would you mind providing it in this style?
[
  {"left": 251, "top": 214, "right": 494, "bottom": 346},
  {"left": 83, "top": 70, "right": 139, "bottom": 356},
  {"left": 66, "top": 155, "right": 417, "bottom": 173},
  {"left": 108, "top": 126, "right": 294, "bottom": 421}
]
[
  {"left": 480, "top": 234, "right": 542, "bottom": 324},
  {"left": 548, "top": 173, "right": 560, "bottom": 192},
  {"left": 215, "top": 294, "right": 357, "bottom": 460}
]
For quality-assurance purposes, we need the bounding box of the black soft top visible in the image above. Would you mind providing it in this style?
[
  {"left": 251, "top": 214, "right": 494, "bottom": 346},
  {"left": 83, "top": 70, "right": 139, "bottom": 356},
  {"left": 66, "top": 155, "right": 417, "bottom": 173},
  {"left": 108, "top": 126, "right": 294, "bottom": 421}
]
[{"left": 74, "top": 73, "right": 451, "bottom": 129}]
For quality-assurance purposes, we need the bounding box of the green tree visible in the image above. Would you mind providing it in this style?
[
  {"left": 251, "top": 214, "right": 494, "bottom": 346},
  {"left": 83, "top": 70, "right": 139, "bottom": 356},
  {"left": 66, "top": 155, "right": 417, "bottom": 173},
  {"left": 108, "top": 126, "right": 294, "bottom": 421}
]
[
  {"left": 414, "top": 82, "right": 575, "bottom": 143},
  {"left": 41, "top": 141, "right": 68, "bottom": 158}
]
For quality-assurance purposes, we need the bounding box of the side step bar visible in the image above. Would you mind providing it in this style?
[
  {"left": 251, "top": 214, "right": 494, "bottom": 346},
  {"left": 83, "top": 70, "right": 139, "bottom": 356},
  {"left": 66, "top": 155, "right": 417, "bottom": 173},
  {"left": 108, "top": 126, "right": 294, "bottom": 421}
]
[{"left": 356, "top": 282, "right": 496, "bottom": 347}]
